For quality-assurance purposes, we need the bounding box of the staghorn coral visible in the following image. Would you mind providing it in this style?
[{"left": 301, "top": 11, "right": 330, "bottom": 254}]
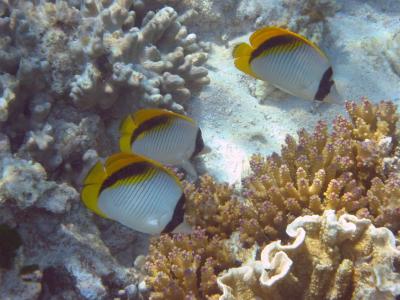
[
  {"left": 145, "top": 229, "right": 240, "bottom": 300},
  {"left": 217, "top": 210, "right": 400, "bottom": 300},
  {"left": 239, "top": 99, "right": 400, "bottom": 246}
]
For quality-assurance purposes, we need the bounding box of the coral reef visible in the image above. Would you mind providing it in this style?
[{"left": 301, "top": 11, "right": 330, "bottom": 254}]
[
  {"left": 0, "top": 0, "right": 209, "bottom": 177},
  {"left": 0, "top": 135, "right": 141, "bottom": 299},
  {"left": 217, "top": 210, "right": 400, "bottom": 300},
  {"left": 0, "top": 0, "right": 209, "bottom": 114}
]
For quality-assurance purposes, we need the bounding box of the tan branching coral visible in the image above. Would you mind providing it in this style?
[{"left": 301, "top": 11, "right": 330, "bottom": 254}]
[
  {"left": 239, "top": 98, "right": 400, "bottom": 246},
  {"left": 145, "top": 229, "right": 238, "bottom": 300},
  {"left": 217, "top": 210, "right": 400, "bottom": 300},
  {"left": 184, "top": 175, "right": 242, "bottom": 238}
]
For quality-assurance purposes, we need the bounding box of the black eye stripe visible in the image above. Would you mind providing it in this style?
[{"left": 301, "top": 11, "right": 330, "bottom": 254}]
[
  {"left": 161, "top": 193, "right": 185, "bottom": 233},
  {"left": 314, "top": 67, "right": 334, "bottom": 101},
  {"left": 191, "top": 129, "right": 204, "bottom": 159}
]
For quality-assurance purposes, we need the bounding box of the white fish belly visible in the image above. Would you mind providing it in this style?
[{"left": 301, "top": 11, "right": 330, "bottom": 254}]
[
  {"left": 98, "top": 171, "right": 182, "bottom": 234},
  {"left": 132, "top": 118, "right": 197, "bottom": 165},
  {"left": 251, "top": 44, "right": 330, "bottom": 100}
]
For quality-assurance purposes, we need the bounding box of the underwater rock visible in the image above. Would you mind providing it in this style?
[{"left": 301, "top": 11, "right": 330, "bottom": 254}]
[
  {"left": 217, "top": 210, "right": 400, "bottom": 300},
  {"left": 0, "top": 154, "right": 77, "bottom": 213}
]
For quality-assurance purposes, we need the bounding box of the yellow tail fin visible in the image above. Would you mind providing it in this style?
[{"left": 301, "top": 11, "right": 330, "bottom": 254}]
[
  {"left": 232, "top": 43, "right": 259, "bottom": 78},
  {"left": 81, "top": 162, "right": 108, "bottom": 218},
  {"left": 232, "top": 43, "right": 252, "bottom": 58}
]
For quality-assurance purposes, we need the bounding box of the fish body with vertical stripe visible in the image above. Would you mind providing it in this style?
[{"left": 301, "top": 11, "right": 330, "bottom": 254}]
[
  {"left": 119, "top": 108, "right": 205, "bottom": 177},
  {"left": 81, "top": 153, "right": 188, "bottom": 234},
  {"left": 233, "top": 27, "right": 341, "bottom": 103}
]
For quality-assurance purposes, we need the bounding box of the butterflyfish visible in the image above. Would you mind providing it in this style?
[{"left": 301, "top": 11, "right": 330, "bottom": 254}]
[
  {"left": 119, "top": 108, "right": 206, "bottom": 177},
  {"left": 233, "top": 27, "right": 340, "bottom": 103},
  {"left": 81, "top": 152, "right": 190, "bottom": 234}
]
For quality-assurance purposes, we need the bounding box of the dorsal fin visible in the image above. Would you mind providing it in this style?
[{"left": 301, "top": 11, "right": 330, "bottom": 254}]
[
  {"left": 105, "top": 152, "right": 182, "bottom": 187},
  {"left": 105, "top": 153, "right": 158, "bottom": 175},
  {"left": 250, "top": 26, "right": 327, "bottom": 59},
  {"left": 128, "top": 109, "right": 195, "bottom": 131}
]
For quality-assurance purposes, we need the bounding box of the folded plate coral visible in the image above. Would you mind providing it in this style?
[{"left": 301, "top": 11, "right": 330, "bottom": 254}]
[{"left": 217, "top": 210, "right": 400, "bottom": 300}]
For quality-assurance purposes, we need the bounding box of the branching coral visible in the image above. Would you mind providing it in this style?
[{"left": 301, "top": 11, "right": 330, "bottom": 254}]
[
  {"left": 184, "top": 175, "right": 242, "bottom": 238},
  {"left": 217, "top": 210, "right": 400, "bottom": 300},
  {"left": 239, "top": 98, "right": 400, "bottom": 246},
  {"left": 145, "top": 229, "right": 239, "bottom": 300}
]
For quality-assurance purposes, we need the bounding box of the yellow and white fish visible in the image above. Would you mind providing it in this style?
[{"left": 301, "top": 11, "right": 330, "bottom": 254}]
[
  {"left": 81, "top": 153, "right": 190, "bottom": 234},
  {"left": 233, "top": 27, "right": 340, "bottom": 103},
  {"left": 119, "top": 108, "right": 206, "bottom": 177}
]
